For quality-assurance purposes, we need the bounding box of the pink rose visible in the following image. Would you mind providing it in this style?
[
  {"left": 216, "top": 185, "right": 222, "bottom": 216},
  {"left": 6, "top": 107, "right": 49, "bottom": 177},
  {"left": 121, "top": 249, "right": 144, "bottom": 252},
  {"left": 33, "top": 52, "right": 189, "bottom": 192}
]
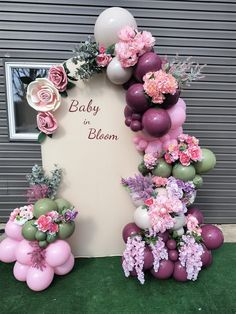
[
  {"left": 188, "top": 146, "right": 202, "bottom": 161},
  {"left": 96, "top": 53, "right": 112, "bottom": 67},
  {"left": 144, "top": 198, "right": 154, "bottom": 207},
  {"left": 179, "top": 151, "right": 191, "bottom": 166},
  {"left": 118, "top": 26, "right": 136, "bottom": 41},
  {"left": 37, "top": 112, "right": 58, "bottom": 135},
  {"left": 48, "top": 65, "right": 68, "bottom": 92}
]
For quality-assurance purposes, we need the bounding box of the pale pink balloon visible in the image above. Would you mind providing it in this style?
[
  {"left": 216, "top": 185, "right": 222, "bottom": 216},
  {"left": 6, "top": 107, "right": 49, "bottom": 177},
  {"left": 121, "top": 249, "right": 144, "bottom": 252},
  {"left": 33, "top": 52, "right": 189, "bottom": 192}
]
[
  {"left": 145, "top": 140, "right": 162, "bottom": 154},
  {"left": 177, "top": 98, "right": 186, "bottom": 110},
  {"left": 133, "top": 136, "right": 140, "bottom": 144},
  {"left": 139, "top": 139, "right": 148, "bottom": 151},
  {"left": 163, "top": 139, "right": 178, "bottom": 151},
  {"left": 0, "top": 237, "right": 19, "bottom": 263},
  {"left": 167, "top": 104, "right": 186, "bottom": 130},
  {"left": 5, "top": 220, "right": 24, "bottom": 241},
  {"left": 45, "top": 240, "right": 71, "bottom": 267},
  {"left": 168, "top": 127, "right": 183, "bottom": 140},
  {"left": 159, "top": 134, "right": 170, "bottom": 143},
  {"left": 26, "top": 264, "right": 54, "bottom": 291},
  {"left": 13, "top": 261, "right": 30, "bottom": 281},
  {"left": 15, "top": 239, "right": 34, "bottom": 265},
  {"left": 54, "top": 254, "right": 75, "bottom": 275}
]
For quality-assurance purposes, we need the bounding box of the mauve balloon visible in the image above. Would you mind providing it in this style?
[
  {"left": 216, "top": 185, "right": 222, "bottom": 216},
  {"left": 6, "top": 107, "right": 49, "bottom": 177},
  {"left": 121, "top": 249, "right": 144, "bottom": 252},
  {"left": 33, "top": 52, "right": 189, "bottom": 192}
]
[
  {"left": 166, "top": 239, "right": 177, "bottom": 250},
  {"left": 201, "top": 224, "right": 224, "bottom": 250},
  {"left": 187, "top": 207, "right": 204, "bottom": 225},
  {"left": 130, "top": 120, "right": 142, "bottom": 132},
  {"left": 126, "top": 83, "right": 149, "bottom": 113},
  {"left": 122, "top": 223, "right": 141, "bottom": 243},
  {"left": 173, "top": 261, "right": 188, "bottom": 282},
  {"left": 158, "top": 230, "right": 169, "bottom": 243},
  {"left": 124, "top": 105, "right": 134, "bottom": 118},
  {"left": 168, "top": 250, "right": 179, "bottom": 262},
  {"left": 201, "top": 244, "right": 213, "bottom": 268},
  {"left": 134, "top": 52, "right": 162, "bottom": 82},
  {"left": 151, "top": 259, "right": 174, "bottom": 279},
  {"left": 143, "top": 247, "right": 154, "bottom": 270},
  {"left": 123, "top": 77, "right": 138, "bottom": 90},
  {"left": 162, "top": 90, "right": 181, "bottom": 109},
  {"left": 142, "top": 108, "right": 171, "bottom": 137}
]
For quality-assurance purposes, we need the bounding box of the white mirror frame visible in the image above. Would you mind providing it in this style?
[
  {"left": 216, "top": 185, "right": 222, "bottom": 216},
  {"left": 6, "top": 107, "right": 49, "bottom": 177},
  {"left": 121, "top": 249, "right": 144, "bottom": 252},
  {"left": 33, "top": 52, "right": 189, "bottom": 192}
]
[{"left": 5, "top": 62, "right": 52, "bottom": 141}]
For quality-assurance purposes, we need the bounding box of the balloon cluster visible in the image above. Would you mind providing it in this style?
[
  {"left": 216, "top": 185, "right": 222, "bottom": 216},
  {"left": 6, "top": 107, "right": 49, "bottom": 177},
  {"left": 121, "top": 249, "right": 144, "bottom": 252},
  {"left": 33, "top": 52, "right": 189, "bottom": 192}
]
[{"left": 0, "top": 198, "right": 78, "bottom": 291}]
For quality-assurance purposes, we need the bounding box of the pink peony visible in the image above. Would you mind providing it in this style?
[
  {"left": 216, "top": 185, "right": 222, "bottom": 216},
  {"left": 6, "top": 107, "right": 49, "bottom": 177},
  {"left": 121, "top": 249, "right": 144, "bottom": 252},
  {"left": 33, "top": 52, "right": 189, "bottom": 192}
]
[
  {"left": 36, "top": 215, "right": 52, "bottom": 232},
  {"left": 37, "top": 111, "right": 58, "bottom": 135},
  {"left": 96, "top": 53, "right": 112, "bottom": 67},
  {"left": 186, "top": 214, "right": 201, "bottom": 235},
  {"left": 179, "top": 151, "right": 191, "bottom": 166},
  {"left": 118, "top": 26, "right": 136, "bottom": 41},
  {"left": 48, "top": 65, "right": 68, "bottom": 92},
  {"left": 188, "top": 146, "right": 202, "bottom": 161},
  {"left": 152, "top": 176, "right": 168, "bottom": 187}
]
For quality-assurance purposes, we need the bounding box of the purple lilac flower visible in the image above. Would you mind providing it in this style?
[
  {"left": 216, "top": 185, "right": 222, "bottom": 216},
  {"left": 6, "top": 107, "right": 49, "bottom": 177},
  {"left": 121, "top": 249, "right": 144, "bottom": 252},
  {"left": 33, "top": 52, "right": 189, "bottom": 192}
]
[
  {"left": 64, "top": 209, "right": 78, "bottom": 222},
  {"left": 166, "top": 177, "right": 183, "bottom": 199},
  {"left": 178, "top": 234, "right": 204, "bottom": 281},
  {"left": 150, "top": 238, "right": 168, "bottom": 272},
  {"left": 122, "top": 235, "right": 145, "bottom": 284}
]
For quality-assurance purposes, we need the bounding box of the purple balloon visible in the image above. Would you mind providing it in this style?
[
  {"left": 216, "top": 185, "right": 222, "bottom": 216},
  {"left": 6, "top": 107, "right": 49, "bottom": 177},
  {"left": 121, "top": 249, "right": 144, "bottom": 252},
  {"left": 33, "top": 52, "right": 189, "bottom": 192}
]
[
  {"left": 161, "top": 90, "right": 181, "bottom": 109},
  {"left": 124, "top": 105, "right": 134, "bottom": 118},
  {"left": 201, "top": 224, "right": 224, "bottom": 250},
  {"left": 122, "top": 223, "right": 141, "bottom": 243},
  {"left": 130, "top": 120, "right": 142, "bottom": 132},
  {"left": 166, "top": 239, "right": 177, "bottom": 250},
  {"left": 173, "top": 261, "right": 188, "bottom": 282},
  {"left": 125, "top": 117, "right": 132, "bottom": 127},
  {"left": 158, "top": 230, "right": 169, "bottom": 243},
  {"left": 126, "top": 83, "right": 149, "bottom": 113},
  {"left": 168, "top": 250, "right": 179, "bottom": 262},
  {"left": 123, "top": 77, "right": 138, "bottom": 90},
  {"left": 143, "top": 247, "right": 154, "bottom": 270},
  {"left": 142, "top": 108, "right": 171, "bottom": 137},
  {"left": 134, "top": 52, "right": 162, "bottom": 82},
  {"left": 131, "top": 113, "right": 142, "bottom": 121},
  {"left": 187, "top": 207, "right": 204, "bottom": 225},
  {"left": 201, "top": 244, "right": 213, "bottom": 268},
  {"left": 151, "top": 259, "right": 174, "bottom": 279}
]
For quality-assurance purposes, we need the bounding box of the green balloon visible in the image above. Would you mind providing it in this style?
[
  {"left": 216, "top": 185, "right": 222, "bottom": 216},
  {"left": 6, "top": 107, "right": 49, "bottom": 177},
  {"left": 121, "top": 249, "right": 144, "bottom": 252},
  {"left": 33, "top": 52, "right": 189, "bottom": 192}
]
[
  {"left": 138, "top": 162, "right": 149, "bottom": 176},
  {"left": 58, "top": 222, "right": 75, "bottom": 239},
  {"left": 38, "top": 240, "right": 48, "bottom": 249},
  {"left": 194, "top": 148, "right": 216, "bottom": 174},
  {"left": 193, "top": 175, "right": 203, "bottom": 189},
  {"left": 35, "top": 230, "right": 47, "bottom": 241},
  {"left": 33, "top": 198, "right": 58, "bottom": 218},
  {"left": 22, "top": 220, "right": 37, "bottom": 241},
  {"left": 153, "top": 158, "right": 172, "bottom": 178},
  {"left": 172, "top": 163, "right": 196, "bottom": 181},
  {"left": 46, "top": 233, "right": 58, "bottom": 243},
  {"left": 55, "top": 198, "right": 72, "bottom": 214}
]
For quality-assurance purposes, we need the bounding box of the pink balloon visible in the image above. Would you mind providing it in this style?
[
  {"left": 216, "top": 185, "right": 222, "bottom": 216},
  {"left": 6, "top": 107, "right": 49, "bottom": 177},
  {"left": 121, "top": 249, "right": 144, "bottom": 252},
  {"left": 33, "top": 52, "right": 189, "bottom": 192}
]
[
  {"left": 0, "top": 237, "right": 19, "bottom": 263},
  {"left": 15, "top": 239, "right": 34, "bottom": 265},
  {"left": 168, "top": 127, "right": 183, "bottom": 140},
  {"left": 145, "top": 140, "right": 162, "bottom": 154},
  {"left": 133, "top": 136, "right": 140, "bottom": 145},
  {"left": 54, "top": 254, "right": 75, "bottom": 275},
  {"left": 163, "top": 139, "right": 178, "bottom": 151},
  {"left": 45, "top": 240, "right": 71, "bottom": 267},
  {"left": 26, "top": 264, "right": 54, "bottom": 291},
  {"left": 177, "top": 98, "right": 186, "bottom": 110},
  {"left": 168, "top": 107, "right": 186, "bottom": 130},
  {"left": 139, "top": 140, "right": 148, "bottom": 151},
  {"left": 159, "top": 134, "right": 170, "bottom": 143},
  {"left": 13, "top": 261, "right": 30, "bottom": 281},
  {"left": 5, "top": 220, "right": 24, "bottom": 241}
]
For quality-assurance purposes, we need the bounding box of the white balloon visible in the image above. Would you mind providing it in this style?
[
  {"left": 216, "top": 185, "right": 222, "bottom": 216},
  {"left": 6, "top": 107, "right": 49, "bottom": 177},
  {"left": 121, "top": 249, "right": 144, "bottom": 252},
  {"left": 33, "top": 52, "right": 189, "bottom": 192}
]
[
  {"left": 172, "top": 214, "right": 186, "bottom": 231},
  {"left": 176, "top": 227, "right": 185, "bottom": 236},
  {"left": 94, "top": 7, "right": 137, "bottom": 47},
  {"left": 134, "top": 206, "right": 151, "bottom": 229},
  {"left": 106, "top": 57, "right": 132, "bottom": 85}
]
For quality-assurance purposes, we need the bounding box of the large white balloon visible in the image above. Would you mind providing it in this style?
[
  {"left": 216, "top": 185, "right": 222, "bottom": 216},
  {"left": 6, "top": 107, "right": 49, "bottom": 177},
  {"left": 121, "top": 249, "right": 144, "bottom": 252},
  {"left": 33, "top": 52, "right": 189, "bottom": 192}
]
[
  {"left": 172, "top": 214, "right": 186, "bottom": 231},
  {"left": 106, "top": 57, "right": 132, "bottom": 85},
  {"left": 94, "top": 7, "right": 137, "bottom": 47},
  {"left": 134, "top": 206, "right": 151, "bottom": 229}
]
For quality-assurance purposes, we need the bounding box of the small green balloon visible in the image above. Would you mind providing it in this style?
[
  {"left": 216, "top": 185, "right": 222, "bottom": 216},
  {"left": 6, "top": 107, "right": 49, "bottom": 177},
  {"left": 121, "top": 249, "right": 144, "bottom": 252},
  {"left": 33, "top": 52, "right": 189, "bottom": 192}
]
[
  {"left": 153, "top": 158, "right": 172, "bottom": 178},
  {"left": 172, "top": 163, "right": 196, "bottom": 181},
  {"left": 38, "top": 240, "right": 48, "bottom": 249},
  {"left": 193, "top": 175, "right": 203, "bottom": 189},
  {"left": 194, "top": 148, "right": 216, "bottom": 174},
  {"left": 22, "top": 220, "right": 37, "bottom": 241},
  {"left": 46, "top": 233, "right": 58, "bottom": 243},
  {"left": 35, "top": 230, "right": 47, "bottom": 241},
  {"left": 58, "top": 222, "right": 75, "bottom": 240},
  {"left": 55, "top": 198, "right": 72, "bottom": 214},
  {"left": 33, "top": 198, "right": 58, "bottom": 218},
  {"left": 138, "top": 162, "right": 149, "bottom": 176}
]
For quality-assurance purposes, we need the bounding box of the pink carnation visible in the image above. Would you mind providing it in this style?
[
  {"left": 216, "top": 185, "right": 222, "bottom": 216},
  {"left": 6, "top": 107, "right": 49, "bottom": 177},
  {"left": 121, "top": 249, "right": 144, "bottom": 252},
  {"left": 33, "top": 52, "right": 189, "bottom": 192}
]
[
  {"left": 48, "top": 65, "right": 68, "bottom": 92},
  {"left": 118, "top": 26, "right": 136, "bottom": 41},
  {"left": 179, "top": 151, "right": 191, "bottom": 166},
  {"left": 186, "top": 214, "right": 202, "bottom": 235},
  {"left": 36, "top": 215, "right": 52, "bottom": 232},
  {"left": 141, "top": 31, "right": 155, "bottom": 51},
  {"left": 48, "top": 222, "right": 59, "bottom": 234},
  {"left": 188, "top": 146, "right": 202, "bottom": 162},
  {"left": 152, "top": 176, "right": 168, "bottom": 187}
]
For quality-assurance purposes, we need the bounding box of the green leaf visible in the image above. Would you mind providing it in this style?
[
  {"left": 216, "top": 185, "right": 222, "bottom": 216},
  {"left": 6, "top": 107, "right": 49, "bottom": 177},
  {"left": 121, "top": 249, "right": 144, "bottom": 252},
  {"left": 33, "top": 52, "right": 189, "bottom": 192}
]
[
  {"left": 20, "top": 76, "right": 33, "bottom": 85},
  {"left": 67, "top": 75, "right": 78, "bottom": 81},
  {"left": 66, "top": 81, "right": 76, "bottom": 90},
  {"left": 106, "top": 43, "right": 115, "bottom": 55},
  {"left": 63, "top": 62, "right": 70, "bottom": 74},
  {"left": 38, "top": 132, "right": 46, "bottom": 144},
  {"left": 60, "top": 90, "right": 68, "bottom": 98}
]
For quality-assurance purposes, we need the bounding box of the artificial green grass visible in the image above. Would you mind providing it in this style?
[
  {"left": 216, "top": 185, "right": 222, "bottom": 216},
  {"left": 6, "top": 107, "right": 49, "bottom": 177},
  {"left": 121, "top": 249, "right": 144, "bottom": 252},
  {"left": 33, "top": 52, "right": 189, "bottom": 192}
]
[{"left": 0, "top": 244, "right": 236, "bottom": 314}]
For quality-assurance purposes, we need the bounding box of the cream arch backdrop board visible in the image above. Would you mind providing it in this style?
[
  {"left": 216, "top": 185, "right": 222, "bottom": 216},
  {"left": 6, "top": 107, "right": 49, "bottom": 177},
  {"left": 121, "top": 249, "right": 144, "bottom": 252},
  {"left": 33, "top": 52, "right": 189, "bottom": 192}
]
[{"left": 42, "top": 61, "right": 140, "bottom": 257}]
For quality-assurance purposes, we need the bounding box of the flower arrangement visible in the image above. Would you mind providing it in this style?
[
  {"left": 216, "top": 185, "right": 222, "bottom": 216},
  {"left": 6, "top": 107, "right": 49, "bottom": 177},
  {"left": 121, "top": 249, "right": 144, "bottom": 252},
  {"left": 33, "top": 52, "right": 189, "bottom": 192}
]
[{"left": 10, "top": 205, "right": 34, "bottom": 225}]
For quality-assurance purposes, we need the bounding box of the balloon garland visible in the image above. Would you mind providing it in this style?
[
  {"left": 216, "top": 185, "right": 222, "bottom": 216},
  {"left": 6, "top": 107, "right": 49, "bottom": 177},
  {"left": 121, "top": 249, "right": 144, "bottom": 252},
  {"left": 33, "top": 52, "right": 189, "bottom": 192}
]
[
  {"left": 0, "top": 165, "right": 78, "bottom": 291},
  {"left": 0, "top": 6, "right": 224, "bottom": 289}
]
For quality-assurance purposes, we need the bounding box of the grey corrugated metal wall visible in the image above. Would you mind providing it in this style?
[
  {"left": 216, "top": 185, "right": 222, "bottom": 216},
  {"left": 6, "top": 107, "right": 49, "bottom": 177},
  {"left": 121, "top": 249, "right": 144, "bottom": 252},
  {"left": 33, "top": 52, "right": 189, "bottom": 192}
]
[{"left": 0, "top": 0, "right": 235, "bottom": 223}]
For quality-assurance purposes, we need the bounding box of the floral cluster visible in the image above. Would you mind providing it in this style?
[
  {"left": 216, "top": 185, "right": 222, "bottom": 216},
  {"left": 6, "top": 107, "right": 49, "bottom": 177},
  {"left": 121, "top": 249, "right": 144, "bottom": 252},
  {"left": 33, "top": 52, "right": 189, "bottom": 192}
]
[
  {"left": 143, "top": 153, "right": 157, "bottom": 170},
  {"left": 96, "top": 45, "right": 112, "bottom": 67},
  {"left": 150, "top": 238, "right": 168, "bottom": 272},
  {"left": 10, "top": 205, "right": 34, "bottom": 225},
  {"left": 164, "top": 134, "right": 202, "bottom": 166},
  {"left": 186, "top": 214, "right": 202, "bottom": 236},
  {"left": 143, "top": 70, "right": 178, "bottom": 104},
  {"left": 115, "top": 26, "right": 155, "bottom": 68},
  {"left": 179, "top": 234, "right": 204, "bottom": 280}
]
